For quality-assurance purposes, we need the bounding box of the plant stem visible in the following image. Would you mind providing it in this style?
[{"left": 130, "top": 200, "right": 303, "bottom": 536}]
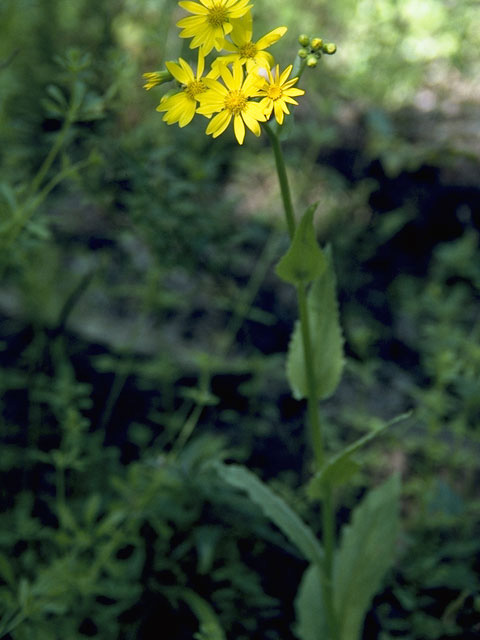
[
  {"left": 297, "top": 282, "right": 324, "bottom": 465},
  {"left": 264, "top": 124, "right": 296, "bottom": 240},
  {"left": 298, "top": 280, "right": 337, "bottom": 639},
  {"left": 268, "top": 127, "right": 338, "bottom": 638},
  {"left": 29, "top": 114, "right": 73, "bottom": 197},
  {"left": 29, "top": 80, "right": 80, "bottom": 196},
  {"left": 322, "top": 488, "right": 337, "bottom": 638}
]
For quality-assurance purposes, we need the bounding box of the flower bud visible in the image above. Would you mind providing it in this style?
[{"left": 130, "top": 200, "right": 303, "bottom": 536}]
[
  {"left": 306, "top": 54, "right": 318, "bottom": 68},
  {"left": 323, "top": 43, "right": 337, "bottom": 55},
  {"left": 310, "top": 37, "right": 323, "bottom": 51},
  {"left": 298, "top": 48, "right": 308, "bottom": 59},
  {"left": 142, "top": 70, "right": 173, "bottom": 90},
  {"left": 298, "top": 34, "right": 310, "bottom": 47}
]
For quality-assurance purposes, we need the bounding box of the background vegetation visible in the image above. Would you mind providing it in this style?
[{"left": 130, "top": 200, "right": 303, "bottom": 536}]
[{"left": 1, "top": 0, "right": 479, "bottom": 638}]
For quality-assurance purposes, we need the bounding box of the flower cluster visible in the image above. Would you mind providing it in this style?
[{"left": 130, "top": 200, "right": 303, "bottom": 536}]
[{"left": 143, "top": 0, "right": 305, "bottom": 144}]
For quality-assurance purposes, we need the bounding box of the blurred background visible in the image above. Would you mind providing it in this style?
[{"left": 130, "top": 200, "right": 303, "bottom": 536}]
[{"left": 1, "top": 0, "right": 480, "bottom": 638}]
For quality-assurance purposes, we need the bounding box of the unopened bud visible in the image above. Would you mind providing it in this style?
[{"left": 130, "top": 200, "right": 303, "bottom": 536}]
[
  {"left": 298, "top": 34, "right": 310, "bottom": 47},
  {"left": 306, "top": 55, "right": 318, "bottom": 68},
  {"left": 310, "top": 37, "right": 323, "bottom": 51},
  {"left": 142, "top": 70, "right": 173, "bottom": 90},
  {"left": 298, "top": 48, "right": 308, "bottom": 59},
  {"left": 323, "top": 42, "right": 337, "bottom": 55}
]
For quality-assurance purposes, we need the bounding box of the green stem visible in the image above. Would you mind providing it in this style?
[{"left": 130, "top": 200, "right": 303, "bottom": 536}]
[
  {"left": 29, "top": 80, "right": 81, "bottom": 196},
  {"left": 56, "top": 464, "right": 66, "bottom": 518},
  {"left": 0, "top": 609, "right": 27, "bottom": 638},
  {"left": 268, "top": 127, "right": 338, "bottom": 639},
  {"left": 264, "top": 124, "right": 296, "bottom": 239},
  {"left": 2, "top": 156, "right": 93, "bottom": 256},
  {"left": 292, "top": 55, "right": 308, "bottom": 82},
  {"left": 297, "top": 282, "right": 324, "bottom": 466},
  {"left": 172, "top": 403, "right": 204, "bottom": 455},
  {"left": 322, "top": 488, "right": 336, "bottom": 637},
  {"left": 29, "top": 115, "right": 73, "bottom": 196}
]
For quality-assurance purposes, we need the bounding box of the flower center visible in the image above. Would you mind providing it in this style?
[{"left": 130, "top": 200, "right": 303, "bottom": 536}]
[
  {"left": 224, "top": 90, "right": 247, "bottom": 115},
  {"left": 185, "top": 80, "right": 206, "bottom": 99},
  {"left": 207, "top": 4, "right": 229, "bottom": 26},
  {"left": 238, "top": 42, "right": 258, "bottom": 59},
  {"left": 267, "top": 85, "right": 283, "bottom": 100}
]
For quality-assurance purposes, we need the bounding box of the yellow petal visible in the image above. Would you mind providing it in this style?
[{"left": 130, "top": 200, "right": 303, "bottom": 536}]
[
  {"left": 242, "top": 110, "right": 261, "bottom": 136},
  {"left": 232, "top": 60, "right": 244, "bottom": 88},
  {"left": 234, "top": 114, "right": 245, "bottom": 144},
  {"left": 156, "top": 92, "right": 185, "bottom": 113},
  {"left": 177, "top": 15, "right": 206, "bottom": 30},
  {"left": 165, "top": 60, "right": 191, "bottom": 85},
  {"left": 230, "top": 11, "right": 253, "bottom": 45},
  {"left": 257, "top": 97, "right": 273, "bottom": 118},
  {"left": 220, "top": 64, "right": 236, "bottom": 91},
  {"left": 178, "top": 1, "right": 209, "bottom": 14},
  {"left": 178, "top": 101, "right": 197, "bottom": 127},
  {"left": 196, "top": 48, "right": 205, "bottom": 78},
  {"left": 244, "top": 100, "right": 267, "bottom": 122},
  {"left": 279, "top": 64, "right": 293, "bottom": 84},
  {"left": 206, "top": 110, "right": 232, "bottom": 137},
  {"left": 274, "top": 100, "right": 285, "bottom": 125},
  {"left": 255, "top": 26, "right": 287, "bottom": 51}
]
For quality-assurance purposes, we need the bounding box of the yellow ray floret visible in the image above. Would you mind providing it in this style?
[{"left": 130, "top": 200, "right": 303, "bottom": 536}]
[
  {"left": 217, "top": 12, "right": 287, "bottom": 71},
  {"left": 177, "top": 0, "right": 252, "bottom": 55},
  {"left": 156, "top": 51, "right": 210, "bottom": 127},
  {"left": 196, "top": 61, "right": 266, "bottom": 145},
  {"left": 257, "top": 64, "right": 305, "bottom": 125}
]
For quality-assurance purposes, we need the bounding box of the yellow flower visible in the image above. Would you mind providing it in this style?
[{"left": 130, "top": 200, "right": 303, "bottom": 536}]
[
  {"left": 197, "top": 61, "right": 266, "bottom": 144},
  {"left": 216, "top": 12, "right": 287, "bottom": 71},
  {"left": 177, "top": 0, "right": 252, "bottom": 55},
  {"left": 257, "top": 64, "right": 305, "bottom": 125},
  {"left": 156, "top": 51, "right": 210, "bottom": 127}
]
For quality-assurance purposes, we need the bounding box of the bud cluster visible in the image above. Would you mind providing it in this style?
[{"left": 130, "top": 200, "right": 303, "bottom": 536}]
[{"left": 297, "top": 34, "right": 336, "bottom": 68}]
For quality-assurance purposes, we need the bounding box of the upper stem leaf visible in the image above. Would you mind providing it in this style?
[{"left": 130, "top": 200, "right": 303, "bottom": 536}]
[
  {"left": 286, "top": 246, "right": 344, "bottom": 400},
  {"left": 276, "top": 202, "right": 327, "bottom": 286}
]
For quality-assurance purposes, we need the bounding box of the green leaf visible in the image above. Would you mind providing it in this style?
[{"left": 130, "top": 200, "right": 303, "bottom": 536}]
[
  {"left": 334, "top": 474, "right": 401, "bottom": 640},
  {"left": 194, "top": 526, "right": 223, "bottom": 575},
  {"left": 57, "top": 503, "right": 77, "bottom": 531},
  {"left": 286, "top": 247, "right": 344, "bottom": 400},
  {"left": 307, "top": 412, "right": 412, "bottom": 499},
  {"left": 276, "top": 203, "right": 327, "bottom": 286},
  {"left": 309, "top": 457, "right": 361, "bottom": 501},
  {"left": 294, "top": 564, "right": 329, "bottom": 640},
  {"left": 46, "top": 84, "right": 67, "bottom": 107},
  {"left": 83, "top": 493, "right": 102, "bottom": 526},
  {"left": 0, "top": 553, "right": 15, "bottom": 587},
  {"left": 214, "top": 463, "right": 324, "bottom": 569},
  {"left": 177, "top": 589, "right": 226, "bottom": 640},
  {"left": 0, "top": 183, "right": 18, "bottom": 214},
  {"left": 18, "top": 578, "right": 31, "bottom": 611}
]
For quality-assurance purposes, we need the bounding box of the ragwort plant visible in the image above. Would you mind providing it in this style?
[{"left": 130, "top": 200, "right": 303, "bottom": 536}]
[{"left": 144, "top": 2, "right": 409, "bottom": 639}]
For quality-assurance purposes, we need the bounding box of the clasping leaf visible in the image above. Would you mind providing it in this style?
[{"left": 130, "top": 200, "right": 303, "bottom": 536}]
[
  {"left": 286, "top": 246, "right": 344, "bottom": 400},
  {"left": 276, "top": 202, "right": 326, "bottom": 286}
]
